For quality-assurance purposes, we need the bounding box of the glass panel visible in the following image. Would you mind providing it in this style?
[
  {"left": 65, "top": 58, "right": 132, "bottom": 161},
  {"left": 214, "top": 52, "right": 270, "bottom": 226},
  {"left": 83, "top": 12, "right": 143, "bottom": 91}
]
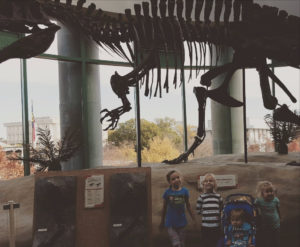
[
  {"left": 245, "top": 69, "right": 273, "bottom": 153},
  {"left": 0, "top": 59, "right": 24, "bottom": 179},
  {"left": 274, "top": 67, "right": 299, "bottom": 111},
  {"left": 44, "top": 21, "right": 58, "bottom": 55},
  {"left": 273, "top": 67, "right": 300, "bottom": 153},
  {"left": 184, "top": 42, "right": 212, "bottom": 69},
  {"left": 185, "top": 69, "right": 213, "bottom": 160},
  {"left": 100, "top": 65, "right": 136, "bottom": 166},
  {"left": 26, "top": 58, "right": 60, "bottom": 145},
  {"left": 139, "top": 68, "right": 184, "bottom": 163}
]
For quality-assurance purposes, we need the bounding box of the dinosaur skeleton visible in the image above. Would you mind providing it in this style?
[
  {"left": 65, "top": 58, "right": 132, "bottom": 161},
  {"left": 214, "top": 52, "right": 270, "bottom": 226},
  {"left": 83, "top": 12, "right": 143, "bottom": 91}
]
[{"left": 0, "top": 0, "right": 299, "bottom": 164}]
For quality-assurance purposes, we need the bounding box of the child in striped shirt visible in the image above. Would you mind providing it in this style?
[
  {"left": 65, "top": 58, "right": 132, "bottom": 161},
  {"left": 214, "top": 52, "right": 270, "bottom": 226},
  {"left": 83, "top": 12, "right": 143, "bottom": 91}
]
[{"left": 196, "top": 173, "right": 223, "bottom": 247}]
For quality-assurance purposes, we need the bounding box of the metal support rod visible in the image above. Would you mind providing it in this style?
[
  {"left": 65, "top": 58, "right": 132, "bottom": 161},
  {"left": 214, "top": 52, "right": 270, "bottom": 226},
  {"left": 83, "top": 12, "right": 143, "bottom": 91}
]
[
  {"left": 181, "top": 72, "right": 188, "bottom": 152},
  {"left": 20, "top": 58, "right": 30, "bottom": 175},
  {"left": 271, "top": 61, "right": 276, "bottom": 96},
  {"left": 271, "top": 62, "right": 277, "bottom": 152},
  {"left": 134, "top": 44, "right": 142, "bottom": 167},
  {"left": 80, "top": 35, "right": 89, "bottom": 169},
  {"left": 135, "top": 85, "right": 142, "bottom": 167},
  {"left": 242, "top": 68, "right": 248, "bottom": 163}
]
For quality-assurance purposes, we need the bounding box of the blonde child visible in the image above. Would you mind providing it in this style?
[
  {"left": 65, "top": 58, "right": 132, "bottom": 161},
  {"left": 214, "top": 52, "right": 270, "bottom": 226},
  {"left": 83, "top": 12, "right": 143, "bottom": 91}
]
[
  {"left": 255, "top": 181, "right": 280, "bottom": 247},
  {"left": 225, "top": 208, "right": 254, "bottom": 247},
  {"left": 159, "top": 170, "right": 196, "bottom": 247},
  {"left": 196, "top": 173, "right": 223, "bottom": 247}
]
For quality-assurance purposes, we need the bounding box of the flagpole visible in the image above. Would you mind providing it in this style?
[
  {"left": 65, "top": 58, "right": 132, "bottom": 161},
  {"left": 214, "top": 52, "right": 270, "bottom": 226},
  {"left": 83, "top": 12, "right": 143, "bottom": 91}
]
[{"left": 31, "top": 100, "right": 36, "bottom": 148}]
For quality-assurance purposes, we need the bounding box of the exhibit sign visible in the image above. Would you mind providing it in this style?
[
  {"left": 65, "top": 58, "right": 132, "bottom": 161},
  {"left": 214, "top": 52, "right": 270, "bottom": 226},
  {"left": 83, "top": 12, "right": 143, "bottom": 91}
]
[
  {"left": 198, "top": 174, "right": 238, "bottom": 190},
  {"left": 85, "top": 175, "right": 104, "bottom": 208}
]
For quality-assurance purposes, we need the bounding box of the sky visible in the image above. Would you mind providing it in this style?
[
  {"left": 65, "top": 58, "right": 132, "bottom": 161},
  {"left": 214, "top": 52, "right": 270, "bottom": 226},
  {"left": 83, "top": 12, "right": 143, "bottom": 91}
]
[{"left": 0, "top": 0, "right": 299, "bottom": 139}]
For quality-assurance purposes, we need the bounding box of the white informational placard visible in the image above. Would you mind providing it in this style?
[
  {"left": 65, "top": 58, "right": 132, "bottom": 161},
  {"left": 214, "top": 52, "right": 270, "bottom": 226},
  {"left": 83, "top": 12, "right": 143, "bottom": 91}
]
[
  {"left": 198, "top": 174, "right": 237, "bottom": 190},
  {"left": 85, "top": 175, "right": 104, "bottom": 208}
]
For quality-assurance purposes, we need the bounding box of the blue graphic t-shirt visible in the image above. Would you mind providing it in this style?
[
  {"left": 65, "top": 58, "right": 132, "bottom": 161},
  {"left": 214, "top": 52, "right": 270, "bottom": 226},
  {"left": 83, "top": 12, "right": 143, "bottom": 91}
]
[
  {"left": 227, "top": 222, "right": 252, "bottom": 247},
  {"left": 163, "top": 187, "right": 189, "bottom": 228}
]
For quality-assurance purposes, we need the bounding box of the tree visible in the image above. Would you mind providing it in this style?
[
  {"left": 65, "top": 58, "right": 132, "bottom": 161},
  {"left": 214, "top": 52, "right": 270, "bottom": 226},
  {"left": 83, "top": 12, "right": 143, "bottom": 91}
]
[
  {"left": 264, "top": 113, "right": 299, "bottom": 154},
  {"left": 108, "top": 118, "right": 182, "bottom": 150},
  {"left": 108, "top": 119, "right": 137, "bottom": 146},
  {"left": 10, "top": 127, "right": 80, "bottom": 171},
  {"left": 0, "top": 147, "right": 35, "bottom": 179},
  {"left": 142, "top": 137, "right": 180, "bottom": 162},
  {"left": 155, "top": 117, "right": 181, "bottom": 147}
]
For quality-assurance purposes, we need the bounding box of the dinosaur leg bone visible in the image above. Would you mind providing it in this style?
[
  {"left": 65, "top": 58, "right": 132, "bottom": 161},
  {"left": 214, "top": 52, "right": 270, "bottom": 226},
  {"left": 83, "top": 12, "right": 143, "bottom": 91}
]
[
  {"left": 100, "top": 72, "right": 132, "bottom": 130},
  {"left": 264, "top": 66, "right": 297, "bottom": 103},
  {"left": 256, "top": 63, "right": 278, "bottom": 110},
  {"left": 163, "top": 87, "right": 207, "bottom": 164},
  {"left": 200, "top": 62, "right": 236, "bottom": 86}
]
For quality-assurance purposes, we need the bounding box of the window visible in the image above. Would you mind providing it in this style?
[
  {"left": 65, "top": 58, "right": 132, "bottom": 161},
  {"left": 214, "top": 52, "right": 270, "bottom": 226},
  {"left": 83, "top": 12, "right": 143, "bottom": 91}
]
[
  {"left": 26, "top": 58, "right": 60, "bottom": 143},
  {"left": 100, "top": 65, "right": 136, "bottom": 166}
]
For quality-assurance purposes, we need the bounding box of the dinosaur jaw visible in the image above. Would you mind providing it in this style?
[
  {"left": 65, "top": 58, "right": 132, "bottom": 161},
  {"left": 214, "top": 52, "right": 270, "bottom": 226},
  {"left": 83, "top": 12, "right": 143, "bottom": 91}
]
[{"left": 0, "top": 24, "right": 60, "bottom": 63}]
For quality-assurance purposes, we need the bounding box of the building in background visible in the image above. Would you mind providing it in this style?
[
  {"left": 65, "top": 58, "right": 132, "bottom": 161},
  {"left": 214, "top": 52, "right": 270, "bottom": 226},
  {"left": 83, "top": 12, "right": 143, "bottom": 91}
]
[
  {"left": 4, "top": 117, "right": 60, "bottom": 145},
  {"left": 246, "top": 118, "right": 272, "bottom": 152}
]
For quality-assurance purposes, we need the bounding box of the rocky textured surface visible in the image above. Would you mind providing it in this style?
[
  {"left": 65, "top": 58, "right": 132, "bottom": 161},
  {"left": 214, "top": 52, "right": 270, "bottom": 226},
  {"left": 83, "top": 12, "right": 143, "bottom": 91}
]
[{"left": 0, "top": 152, "right": 299, "bottom": 246}]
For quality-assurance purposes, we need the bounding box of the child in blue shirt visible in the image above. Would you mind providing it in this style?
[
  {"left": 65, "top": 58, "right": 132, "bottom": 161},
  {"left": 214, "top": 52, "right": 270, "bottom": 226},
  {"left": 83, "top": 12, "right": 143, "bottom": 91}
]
[
  {"left": 225, "top": 208, "right": 254, "bottom": 247},
  {"left": 159, "top": 170, "right": 196, "bottom": 247},
  {"left": 255, "top": 181, "right": 281, "bottom": 247}
]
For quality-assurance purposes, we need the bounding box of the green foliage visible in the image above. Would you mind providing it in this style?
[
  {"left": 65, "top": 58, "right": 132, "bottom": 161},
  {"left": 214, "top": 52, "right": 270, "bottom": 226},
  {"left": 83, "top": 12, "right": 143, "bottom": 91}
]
[
  {"left": 264, "top": 113, "right": 299, "bottom": 154},
  {"left": 155, "top": 117, "right": 182, "bottom": 147},
  {"left": 108, "top": 118, "right": 181, "bottom": 150},
  {"left": 141, "top": 137, "right": 180, "bottom": 162},
  {"left": 108, "top": 119, "right": 137, "bottom": 146},
  {"left": 106, "top": 118, "right": 214, "bottom": 162},
  {"left": 9, "top": 127, "right": 80, "bottom": 171}
]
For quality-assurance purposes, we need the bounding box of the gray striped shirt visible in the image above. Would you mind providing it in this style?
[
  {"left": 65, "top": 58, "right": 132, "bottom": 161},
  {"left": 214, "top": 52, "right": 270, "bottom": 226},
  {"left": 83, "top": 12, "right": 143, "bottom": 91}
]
[{"left": 196, "top": 193, "right": 223, "bottom": 228}]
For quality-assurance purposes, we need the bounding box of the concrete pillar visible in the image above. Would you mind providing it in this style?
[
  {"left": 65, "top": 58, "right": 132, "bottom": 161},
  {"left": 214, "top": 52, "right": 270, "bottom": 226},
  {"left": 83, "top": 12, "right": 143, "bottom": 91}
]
[
  {"left": 85, "top": 40, "right": 103, "bottom": 168},
  {"left": 211, "top": 47, "right": 244, "bottom": 154},
  {"left": 57, "top": 24, "right": 102, "bottom": 170},
  {"left": 230, "top": 70, "right": 244, "bottom": 154}
]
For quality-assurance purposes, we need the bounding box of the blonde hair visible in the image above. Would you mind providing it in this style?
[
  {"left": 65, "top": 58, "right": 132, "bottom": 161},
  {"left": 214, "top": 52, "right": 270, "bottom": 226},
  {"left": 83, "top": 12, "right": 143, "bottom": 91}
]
[
  {"left": 256, "top": 181, "right": 276, "bottom": 198},
  {"left": 230, "top": 208, "right": 245, "bottom": 221},
  {"left": 202, "top": 173, "right": 217, "bottom": 192}
]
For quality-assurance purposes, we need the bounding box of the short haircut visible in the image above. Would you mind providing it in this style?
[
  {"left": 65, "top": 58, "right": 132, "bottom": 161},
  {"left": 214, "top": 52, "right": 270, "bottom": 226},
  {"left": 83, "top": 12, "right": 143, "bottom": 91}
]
[
  {"left": 202, "top": 173, "right": 217, "bottom": 192},
  {"left": 166, "top": 170, "right": 179, "bottom": 183}
]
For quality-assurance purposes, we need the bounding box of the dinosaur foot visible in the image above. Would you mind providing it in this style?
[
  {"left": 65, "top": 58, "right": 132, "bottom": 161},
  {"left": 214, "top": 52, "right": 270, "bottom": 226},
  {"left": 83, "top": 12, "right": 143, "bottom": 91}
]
[{"left": 162, "top": 153, "right": 189, "bottom": 165}]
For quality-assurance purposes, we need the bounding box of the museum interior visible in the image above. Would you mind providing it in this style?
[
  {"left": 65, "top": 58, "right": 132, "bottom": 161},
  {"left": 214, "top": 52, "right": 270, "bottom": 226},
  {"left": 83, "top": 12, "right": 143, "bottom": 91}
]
[{"left": 0, "top": 0, "right": 299, "bottom": 247}]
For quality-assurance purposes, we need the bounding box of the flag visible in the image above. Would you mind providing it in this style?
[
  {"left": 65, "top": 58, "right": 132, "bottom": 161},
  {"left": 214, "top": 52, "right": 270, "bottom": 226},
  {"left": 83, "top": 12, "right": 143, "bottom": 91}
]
[{"left": 32, "top": 102, "right": 36, "bottom": 144}]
